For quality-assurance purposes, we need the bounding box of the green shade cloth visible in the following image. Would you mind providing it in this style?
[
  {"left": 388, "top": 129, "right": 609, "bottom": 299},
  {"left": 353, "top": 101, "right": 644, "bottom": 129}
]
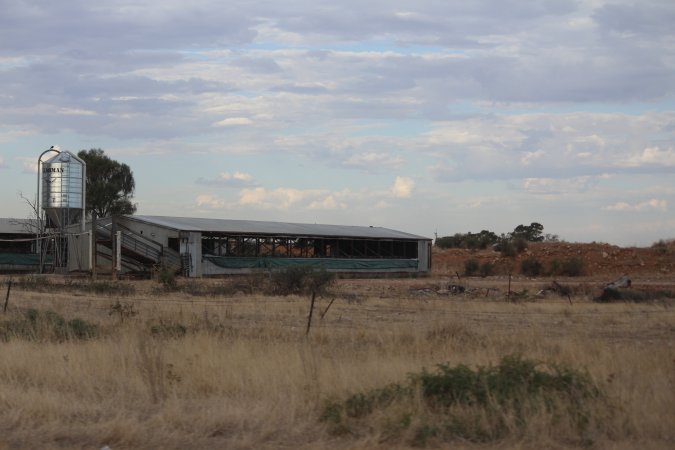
[{"left": 0, "top": 253, "right": 50, "bottom": 265}]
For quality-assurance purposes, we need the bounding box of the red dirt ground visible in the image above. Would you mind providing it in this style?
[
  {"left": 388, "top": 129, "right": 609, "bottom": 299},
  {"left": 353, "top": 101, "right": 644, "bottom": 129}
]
[{"left": 431, "top": 240, "right": 675, "bottom": 279}]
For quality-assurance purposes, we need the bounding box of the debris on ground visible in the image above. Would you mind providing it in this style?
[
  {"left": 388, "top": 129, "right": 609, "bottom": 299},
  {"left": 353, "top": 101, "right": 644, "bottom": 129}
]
[
  {"left": 606, "top": 275, "right": 631, "bottom": 289},
  {"left": 537, "top": 281, "right": 572, "bottom": 297},
  {"left": 448, "top": 284, "right": 465, "bottom": 294}
]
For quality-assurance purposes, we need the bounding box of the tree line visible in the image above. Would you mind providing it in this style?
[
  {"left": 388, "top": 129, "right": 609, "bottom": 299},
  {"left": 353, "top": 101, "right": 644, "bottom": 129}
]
[{"left": 435, "top": 223, "right": 559, "bottom": 251}]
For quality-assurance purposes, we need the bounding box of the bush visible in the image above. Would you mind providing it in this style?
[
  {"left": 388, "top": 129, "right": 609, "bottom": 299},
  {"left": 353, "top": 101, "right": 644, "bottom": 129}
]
[
  {"left": 157, "top": 267, "right": 177, "bottom": 289},
  {"left": 321, "top": 355, "right": 604, "bottom": 444},
  {"left": 560, "top": 257, "right": 584, "bottom": 277},
  {"left": 513, "top": 237, "right": 528, "bottom": 253},
  {"left": 549, "top": 257, "right": 584, "bottom": 277},
  {"left": 479, "top": 262, "right": 495, "bottom": 277},
  {"left": 463, "top": 259, "right": 479, "bottom": 276},
  {"left": 150, "top": 321, "right": 187, "bottom": 338},
  {"left": 520, "top": 257, "right": 543, "bottom": 277},
  {"left": 549, "top": 258, "right": 561, "bottom": 276},
  {"left": 269, "top": 266, "right": 335, "bottom": 296},
  {"left": 651, "top": 239, "right": 671, "bottom": 255},
  {"left": 67, "top": 318, "right": 99, "bottom": 339},
  {"left": 498, "top": 240, "right": 517, "bottom": 257},
  {"left": 0, "top": 308, "right": 98, "bottom": 341}
]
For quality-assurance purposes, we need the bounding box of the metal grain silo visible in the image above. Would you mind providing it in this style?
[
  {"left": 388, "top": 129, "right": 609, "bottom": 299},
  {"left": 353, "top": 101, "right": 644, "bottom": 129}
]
[{"left": 41, "top": 150, "right": 86, "bottom": 229}]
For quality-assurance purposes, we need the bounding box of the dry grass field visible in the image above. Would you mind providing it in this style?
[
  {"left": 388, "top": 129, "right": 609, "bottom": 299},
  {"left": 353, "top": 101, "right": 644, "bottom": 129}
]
[{"left": 0, "top": 273, "right": 674, "bottom": 450}]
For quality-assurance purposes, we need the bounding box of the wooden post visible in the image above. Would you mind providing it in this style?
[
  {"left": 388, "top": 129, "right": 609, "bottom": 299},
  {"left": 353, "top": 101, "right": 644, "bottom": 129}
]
[
  {"left": 111, "top": 215, "right": 117, "bottom": 280},
  {"left": 320, "top": 297, "right": 336, "bottom": 319},
  {"left": 507, "top": 273, "right": 512, "bottom": 300},
  {"left": 91, "top": 212, "right": 97, "bottom": 281},
  {"left": 4, "top": 279, "right": 12, "bottom": 313},
  {"left": 305, "top": 291, "right": 317, "bottom": 336}
]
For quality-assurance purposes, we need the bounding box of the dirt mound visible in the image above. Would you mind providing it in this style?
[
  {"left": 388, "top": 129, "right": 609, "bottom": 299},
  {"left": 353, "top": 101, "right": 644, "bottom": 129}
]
[{"left": 432, "top": 240, "right": 674, "bottom": 279}]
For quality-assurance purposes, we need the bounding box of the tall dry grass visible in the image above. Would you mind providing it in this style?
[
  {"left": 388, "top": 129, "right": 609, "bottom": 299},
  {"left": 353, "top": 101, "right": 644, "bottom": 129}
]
[{"left": 0, "top": 279, "right": 673, "bottom": 449}]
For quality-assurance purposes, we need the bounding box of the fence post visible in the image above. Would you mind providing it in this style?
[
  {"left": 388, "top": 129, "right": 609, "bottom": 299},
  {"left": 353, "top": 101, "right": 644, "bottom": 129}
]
[
  {"left": 4, "top": 279, "right": 12, "bottom": 313},
  {"left": 91, "top": 212, "right": 97, "bottom": 281},
  {"left": 320, "top": 297, "right": 336, "bottom": 320},
  {"left": 306, "top": 291, "right": 317, "bottom": 336}
]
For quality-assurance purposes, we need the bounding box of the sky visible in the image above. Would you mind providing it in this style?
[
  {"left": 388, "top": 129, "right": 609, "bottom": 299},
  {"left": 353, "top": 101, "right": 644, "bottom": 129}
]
[{"left": 1, "top": 0, "right": 674, "bottom": 247}]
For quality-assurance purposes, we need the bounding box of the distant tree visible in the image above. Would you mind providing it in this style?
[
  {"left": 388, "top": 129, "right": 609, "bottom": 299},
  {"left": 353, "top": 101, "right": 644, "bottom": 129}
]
[
  {"left": 511, "top": 222, "right": 545, "bottom": 242},
  {"left": 78, "top": 149, "right": 136, "bottom": 218},
  {"left": 436, "top": 223, "right": 552, "bottom": 251},
  {"left": 435, "top": 230, "right": 500, "bottom": 249}
]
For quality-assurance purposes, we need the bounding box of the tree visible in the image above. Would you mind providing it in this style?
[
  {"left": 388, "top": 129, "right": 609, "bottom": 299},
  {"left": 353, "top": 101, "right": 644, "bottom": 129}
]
[
  {"left": 78, "top": 149, "right": 136, "bottom": 218},
  {"left": 511, "top": 222, "right": 544, "bottom": 242}
]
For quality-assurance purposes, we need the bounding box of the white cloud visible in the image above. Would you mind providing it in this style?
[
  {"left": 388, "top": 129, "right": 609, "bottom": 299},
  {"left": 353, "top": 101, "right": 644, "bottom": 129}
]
[
  {"left": 238, "top": 187, "right": 327, "bottom": 209},
  {"left": 522, "top": 176, "right": 597, "bottom": 195},
  {"left": 620, "top": 146, "right": 675, "bottom": 167},
  {"left": 391, "top": 176, "right": 414, "bottom": 198},
  {"left": 520, "top": 150, "right": 544, "bottom": 165},
  {"left": 15, "top": 157, "right": 37, "bottom": 174},
  {"left": 343, "top": 152, "right": 404, "bottom": 170},
  {"left": 58, "top": 107, "right": 97, "bottom": 116},
  {"left": 308, "top": 195, "right": 343, "bottom": 210},
  {"left": 605, "top": 199, "right": 668, "bottom": 212},
  {"left": 196, "top": 194, "right": 225, "bottom": 209},
  {"left": 429, "top": 112, "right": 675, "bottom": 182},
  {"left": 231, "top": 171, "right": 252, "bottom": 181},
  {"left": 196, "top": 171, "right": 256, "bottom": 187},
  {"left": 212, "top": 117, "right": 253, "bottom": 127}
]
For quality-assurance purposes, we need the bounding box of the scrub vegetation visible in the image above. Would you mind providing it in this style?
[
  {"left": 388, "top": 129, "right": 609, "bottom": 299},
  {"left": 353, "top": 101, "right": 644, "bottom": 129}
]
[{"left": 0, "top": 275, "right": 673, "bottom": 449}]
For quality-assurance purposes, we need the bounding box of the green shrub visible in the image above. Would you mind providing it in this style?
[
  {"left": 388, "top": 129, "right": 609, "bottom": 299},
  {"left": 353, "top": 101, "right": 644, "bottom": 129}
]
[
  {"left": 463, "top": 259, "right": 479, "bottom": 276},
  {"left": 498, "top": 240, "right": 517, "bottom": 257},
  {"left": 150, "top": 321, "right": 187, "bottom": 338},
  {"left": 67, "top": 318, "right": 99, "bottom": 339},
  {"left": 520, "top": 257, "right": 543, "bottom": 277},
  {"left": 479, "top": 262, "right": 495, "bottom": 277},
  {"left": 651, "top": 239, "right": 670, "bottom": 255},
  {"left": 157, "top": 267, "right": 177, "bottom": 289},
  {"left": 548, "top": 258, "right": 561, "bottom": 276},
  {"left": 560, "top": 256, "right": 584, "bottom": 276},
  {"left": 321, "top": 355, "right": 603, "bottom": 443},
  {"left": 0, "top": 309, "right": 98, "bottom": 341},
  {"left": 269, "top": 266, "right": 335, "bottom": 296},
  {"left": 513, "top": 237, "right": 528, "bottom": 253}
]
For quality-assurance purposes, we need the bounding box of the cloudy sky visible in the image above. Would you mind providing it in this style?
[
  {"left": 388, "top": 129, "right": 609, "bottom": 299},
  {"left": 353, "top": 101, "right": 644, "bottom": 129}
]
[{"left": 1, "top": 0, "right": 674, "bottom": 246}]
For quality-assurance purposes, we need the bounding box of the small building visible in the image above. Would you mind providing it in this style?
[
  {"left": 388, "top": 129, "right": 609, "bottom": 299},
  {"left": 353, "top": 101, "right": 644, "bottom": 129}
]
[{"left": 111, "top": 215, "right": 432, "bottom": 277}]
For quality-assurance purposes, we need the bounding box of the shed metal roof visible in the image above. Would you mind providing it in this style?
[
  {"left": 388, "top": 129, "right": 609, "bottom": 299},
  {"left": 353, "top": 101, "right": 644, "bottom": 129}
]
[
  {"left": 0, "top": 218, "right": 36, "bottom": 234},
  {"left": 127, "top": 215, "right": 430, "bottom": 240}
]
